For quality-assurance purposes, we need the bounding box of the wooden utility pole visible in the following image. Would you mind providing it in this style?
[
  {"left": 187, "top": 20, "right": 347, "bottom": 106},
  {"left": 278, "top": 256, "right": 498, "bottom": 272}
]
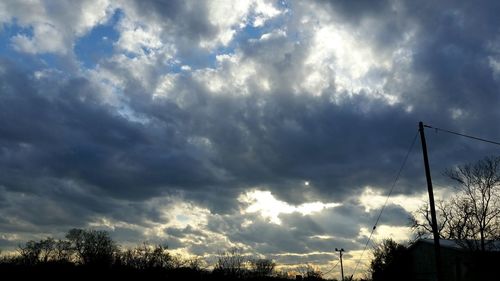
[
  {"left": 418, "top": 121, "right": 443, "bottom": 281},
  {"left": 335, "top": 248, "right": 344, "bottom": 281}
]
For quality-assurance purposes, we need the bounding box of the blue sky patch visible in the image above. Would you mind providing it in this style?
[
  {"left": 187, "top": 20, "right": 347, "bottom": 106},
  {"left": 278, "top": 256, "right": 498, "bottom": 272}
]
[
  {"left": 74, "top": 10, "right": 122, "bottom": 69},
  {"left": 0, "top": 23, "right": 46, "bottom": 70}
]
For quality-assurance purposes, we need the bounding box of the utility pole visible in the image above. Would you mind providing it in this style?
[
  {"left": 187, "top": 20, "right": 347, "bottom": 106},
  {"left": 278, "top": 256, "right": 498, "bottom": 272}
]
[
  {"left": 335, "top": 248, "right": 344, "bottom": 281},
  {"left": 418, "top": 121, "right": 443, "bottom": 281}
]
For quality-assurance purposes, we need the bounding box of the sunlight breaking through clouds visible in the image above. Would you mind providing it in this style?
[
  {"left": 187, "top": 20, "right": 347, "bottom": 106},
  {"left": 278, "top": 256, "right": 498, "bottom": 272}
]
[
  {"left": 239, "top": 190, "right": 341, "bottom": 224},
  {"left": 358, "top": 186, "right": 428, "bottom": 213},
  {"left": 359, "top": 186, "right": 457, "bottom": 214}
]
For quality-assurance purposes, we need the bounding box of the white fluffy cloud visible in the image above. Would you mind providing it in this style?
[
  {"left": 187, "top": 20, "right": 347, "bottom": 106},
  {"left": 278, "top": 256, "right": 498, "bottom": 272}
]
[{"left": 2, "top": 0, "right": 114, "bottom": 54}]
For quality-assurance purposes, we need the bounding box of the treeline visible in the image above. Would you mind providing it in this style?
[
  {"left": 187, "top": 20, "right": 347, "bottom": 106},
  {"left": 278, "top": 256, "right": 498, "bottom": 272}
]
[{"left": 0, "top": 228, "right": 330, "bottom": 281}]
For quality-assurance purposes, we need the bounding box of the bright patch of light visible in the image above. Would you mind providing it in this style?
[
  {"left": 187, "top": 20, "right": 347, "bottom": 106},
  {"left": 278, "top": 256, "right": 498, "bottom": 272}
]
[
  {"left": 301, "top": 21, "right": 394, "bottom": 102},
  {"left": 154, "top": 74, "right": 177, "bottom": 99},
  {"left": 164, "top": 202, "right": 211, "bottom": 229},
  {"left": 115, "top": 15, "right": 164, "bottom": 54},
  {"left": 201, "top": 0, "right": 283, "bottom": 48},
  {"left": 88, "top": 217, "right": 140, "bottom": 231},
  {"left": 310, "top": 235, "right": 333, "bottom": 239},
  {"left": 253, "top": 0, "right": 282, "bottom": 27},
  {"left": 239, "top": 190, "right": 341, "bottom": 224},
  {"left": 204, "top": 1, "right": 252, "bottom": 47},
  {"left": 194, "top": 53, "right": 258, "bottom": 95},
  {"left": 259, "top": 29, "right": 286, "bottom": 41},
  {"left": 359, "top": 186, "right": 428, "bottom": 213},
  {"left": 241, "top": 219, "right": 253, "bottom": 228},
  {"left": 450, "top": 108, "right": 466, "bottom": 120},
  {"left": 260, "top": 78, "right": 271, "bottom": 91},
  {"left": 359, "top": 186, "right": 454, "bottom": 214}
]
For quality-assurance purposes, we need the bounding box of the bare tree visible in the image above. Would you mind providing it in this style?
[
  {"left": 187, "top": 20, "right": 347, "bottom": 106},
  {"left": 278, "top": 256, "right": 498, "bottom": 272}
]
[
  {"left": 411, "top": 200, "right": 449, "bottom": 239},
  {"left": 213, "top": 248, "right": 247, "bottom": 278},
  {"left": 54, "top": 239, "right": 73, "bottom": 262},
  {"left": 66, "top": 228, "right": 118, "bottom": 266},
  {"left": 38, "top": 237, "right": 56, "bottom": 263},
  {"left": 17, "top": 237, "right": 77, "bottom": 265},
  {"left": 249, "top": 258, "right": 276, "bottom": 277},
  {"left": 119, "top": 243, "right": 173, "bottom": 270},
  {"left": 184, "top": 255, "right": 206, "bottom": 271},
  {"left": 411, "top": 156, "right": 500, "bottom": 251},
  {"left": 445, "top": 156, "right": 500, "bottom": 251},
  {"left": 18, "top": 240, "right": 42, "bottom": 265},
  {"left": 296, "top": 264, "right": 323, "bottom": 281}
]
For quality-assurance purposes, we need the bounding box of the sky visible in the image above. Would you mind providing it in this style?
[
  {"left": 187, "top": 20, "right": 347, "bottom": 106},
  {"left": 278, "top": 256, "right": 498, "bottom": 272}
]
[{"left": 0, "top": 0, "right": 499, "bottom": 278}]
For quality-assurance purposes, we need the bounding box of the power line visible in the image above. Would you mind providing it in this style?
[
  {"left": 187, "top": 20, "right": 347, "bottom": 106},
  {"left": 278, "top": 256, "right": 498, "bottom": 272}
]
[
  {"left": 350, "top": 130, "right": 419, "bottom": 278},
  {"left": 424, "top": 124, "right": 500, "bottom": 146},
  {"left": 322, "top": 260, "right": 340, "bottom": 275},
  {"left": 347, "top": 124, "right": 498, "bottom": 278}
]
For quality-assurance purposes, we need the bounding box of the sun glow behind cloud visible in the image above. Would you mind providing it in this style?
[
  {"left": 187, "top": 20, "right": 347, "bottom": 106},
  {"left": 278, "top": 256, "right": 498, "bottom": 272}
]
[
  {"left": 302, "top": 24, "right": 389, "bottom": 95},
  {"left": 239, "top": 190, "right": 341, "bottom": 224}
]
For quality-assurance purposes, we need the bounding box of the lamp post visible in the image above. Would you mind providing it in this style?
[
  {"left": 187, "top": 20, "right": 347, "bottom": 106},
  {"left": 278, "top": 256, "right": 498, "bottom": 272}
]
[{"left": 335, "top": 248, "right": 344, "bottom": 281}]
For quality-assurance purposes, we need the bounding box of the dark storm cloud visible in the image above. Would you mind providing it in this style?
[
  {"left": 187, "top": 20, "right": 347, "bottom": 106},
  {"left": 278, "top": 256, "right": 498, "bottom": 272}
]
[
  {"left": 309, "top": 0, "right": 500, "bottom": 184},
  {"left": 0, "top": 58, "right": 219, "bottom": 240},
  {"left": 165, "top": 82, "right": 424, "bottom": 205},
  {"left": 397, "top": 1, "right": 500, "bottom": 112},
  {"left": 0, "top": 60, "right": 224, "bottom": 201},
  {"left": 165, "top": 225, "right": 205, "bottom": 239},
  {"left": 126, "top": 0, "right": 216, "bottom": 42},
  {"left": 314, "top": 0, "right": 392, "bottom": 23},
  {"left": 395, "top": 1, "right": 500, "bottom": 182}
]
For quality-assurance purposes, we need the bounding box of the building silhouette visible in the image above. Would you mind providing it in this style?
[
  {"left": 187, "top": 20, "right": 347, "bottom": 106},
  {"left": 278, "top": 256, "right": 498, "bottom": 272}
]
[{"left": 408, "top": 239, "right": 500, "bottom": 281}]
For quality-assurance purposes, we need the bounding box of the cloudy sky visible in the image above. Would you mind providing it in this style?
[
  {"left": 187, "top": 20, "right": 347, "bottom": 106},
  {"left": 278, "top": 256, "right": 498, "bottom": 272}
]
[{"left": 1, "top": 0, "right": 499, "bottom": 278}]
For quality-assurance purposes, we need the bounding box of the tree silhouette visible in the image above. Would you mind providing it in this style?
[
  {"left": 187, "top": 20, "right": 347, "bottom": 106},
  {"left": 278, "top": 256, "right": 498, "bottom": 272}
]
[
  {"left": 213, "top": 248, "right": 247, "bottom": 279},
  {"left": 370, "top": 239, "right": 409, "bottom": 281},
  {"left": 54, "top": 239, "right": 73, "bottom": 262},
  {"left": 66, "top": 228, "right": 117, "bottom": 267},
  {"left": 296, "top": 264, "right": 323, "bottom": 281},
  {"left": 249, "top": 258, "right": 276, "bottom": 278},
  {"left": 18, "top": 240, "right": 42, "bottom": 265},
  {"left": 412, "top": 156, "right": 500, "bottom": 251},
  {"left": 1, "top": 227, "right": 336, "bottom": 281},
  {"left": 119, "top": 243, "right": 173, "bottom": 271}
]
